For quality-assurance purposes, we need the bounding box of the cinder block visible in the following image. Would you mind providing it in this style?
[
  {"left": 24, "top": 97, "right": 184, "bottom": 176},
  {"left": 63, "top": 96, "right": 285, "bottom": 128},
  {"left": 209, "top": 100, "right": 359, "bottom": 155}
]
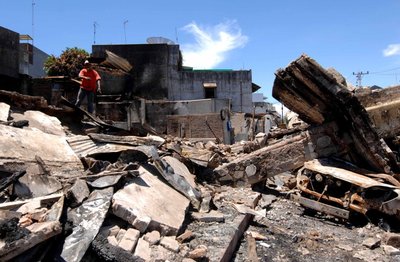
[{"left": 118, "top": 228, "right": 140, "bottom": 252}]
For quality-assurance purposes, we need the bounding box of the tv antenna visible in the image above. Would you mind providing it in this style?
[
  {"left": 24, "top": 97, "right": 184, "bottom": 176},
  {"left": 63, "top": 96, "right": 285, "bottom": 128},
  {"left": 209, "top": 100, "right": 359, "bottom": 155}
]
[
  {"left": 32, "top": 0, "right": 35, "bottom": 45},
  {"left": 123, "top": 20, "right": 128, "bottom": 43},
  {"left": 353, "top": 71, "right": 369, "bottom": 88},
  {"left": 93, "top": 21, "right": 99, "bottom": 44}
]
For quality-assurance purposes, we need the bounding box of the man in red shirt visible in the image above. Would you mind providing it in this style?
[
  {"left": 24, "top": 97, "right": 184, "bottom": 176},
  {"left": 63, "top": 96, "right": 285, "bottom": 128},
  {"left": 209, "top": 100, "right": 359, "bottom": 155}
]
[{"left": 75, "top": 60, "right": 102, "bottom": 113}]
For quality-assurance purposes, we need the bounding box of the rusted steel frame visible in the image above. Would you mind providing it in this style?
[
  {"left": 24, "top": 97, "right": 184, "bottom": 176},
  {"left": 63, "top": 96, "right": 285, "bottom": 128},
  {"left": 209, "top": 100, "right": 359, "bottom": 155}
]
[
  {"left": 291, "top": 194, "right": 350, "bottom": 219},
  {"left": 296, "top": 169, "right": 367, "bottom": 214},
  {"left": 303, "top": 159, "right": 397, "bottom": 189}
]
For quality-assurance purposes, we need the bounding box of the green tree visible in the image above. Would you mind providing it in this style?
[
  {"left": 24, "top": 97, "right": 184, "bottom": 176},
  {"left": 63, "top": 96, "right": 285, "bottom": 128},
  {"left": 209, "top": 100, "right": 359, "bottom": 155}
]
[{"left": 44, "top": 47, "right": 89, "bottom": 78}]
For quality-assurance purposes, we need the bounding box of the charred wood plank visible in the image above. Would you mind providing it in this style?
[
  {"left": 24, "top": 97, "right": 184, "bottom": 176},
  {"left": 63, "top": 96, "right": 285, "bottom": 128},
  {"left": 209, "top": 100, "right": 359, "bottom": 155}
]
[
  {"left": 0, "top": 193, "right": 63, "bottom": 211},
  {"left": 0, "top": 171, "right": 26, "bottom": 193},
  {"left": 60, "top": 96, "right": 120, "bottom": 130},
  {"left": 214, "top": 121, "right": 376, "bottom": 186},
  {"left": 0, "top": 90, "right": 48, "bottom": 110},
  {"left": 214, "top": 132, "right": 309, "bottom": 185}
]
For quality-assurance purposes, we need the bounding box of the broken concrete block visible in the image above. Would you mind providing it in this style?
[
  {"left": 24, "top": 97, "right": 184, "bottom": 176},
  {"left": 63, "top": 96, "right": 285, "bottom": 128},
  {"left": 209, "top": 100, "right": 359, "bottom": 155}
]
[
  {"left": 382, "top": 245, "right": 400, "bottom": 256},
  {"left": 245, "top": 164, "right": 257, "bottom": 178},
  {"left": 199, "top": 195, "right": 211, "bottom": 213},
  {"left": 205, "top": 141, "right": 217, "bottom": 151},
  {"left": 87, "top": 174, "right": 124, "bottom": 189},
  {"left": 336, "top": 243, "right": 353, "bottom": 252},
  {"left": 259, "top": 194, "right": 277, "bottom": 209},
  {"left": 143, "top": 230, "right": 161, "bottom": 245},
  {"left": 188, "top": 245, "right": 208, "bottom": 259},
  {"left": 108, "top": 225, "right": 120, "bottom": 237},
  {"left": 16, "top": 200, "right": 41, "bottom": 214},
  {"left": 107, "top": 235, "right": 118, "bottom": 246},
  {"left": 151, "top": 245, "right": 171, "bottom": 262},
  {"left": 132, "top": 215, "right": 151, "bottom": 233},
  {"left": 66, "top": 179, "right": 90, "bottom": 207},
  {"left": 118, "top": 228, "right": 140, "bottom": 252},
  {"left": 156, "top": 155, "right": 201, "bottom": 209},
  {"left": 116, "top": 229, "right": 127, "bottom": 243},
  {"left": 0, "top": 102, "right": 10, "bottom": 122},
  {"left": 254, "top": 132, "right": 267, "bottom": 147},
  {"left": 112, "top": 166, "right": 190, "bottom": 236},
  {"left": 160, "top": 236, "right": 180, "bottom": 253},
  {"left": 182, "top": 259, "right": 196, "bottom": 262},
  {"left": 134, "top": 238, "right": 151, "bottom": 261},
  {"left": 362, "top": 237, "right": 381, "bottom": 249},
  {"left": 353, "top": 249, "right": 381, "bottom": 261},
  {"left": 191, "top": 210, "right": 225, "bottom": 223},
  {"left": 383, "top": 232, "right": 400, "bottom": 248},
  {"left": 14, "top": 173, "right": 62, "bottom": 198},
  {"left": 18, "top": 216, "right": 33, "bottom": 227},
  {"left": 11, "top": 110, "right": 66, "bottom": 136},
  {"left": 0, "top": 125, "right": 83, "bottom": 176},
  {"left": 30, "top": 208, "right": 48, "bottom": 222}
]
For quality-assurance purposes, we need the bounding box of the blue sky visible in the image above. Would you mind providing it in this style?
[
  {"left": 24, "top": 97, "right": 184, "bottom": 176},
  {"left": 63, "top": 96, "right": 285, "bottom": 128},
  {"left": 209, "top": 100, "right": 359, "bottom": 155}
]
[{"left": 2, "top": 1, "right": 400, "bottom": 104}]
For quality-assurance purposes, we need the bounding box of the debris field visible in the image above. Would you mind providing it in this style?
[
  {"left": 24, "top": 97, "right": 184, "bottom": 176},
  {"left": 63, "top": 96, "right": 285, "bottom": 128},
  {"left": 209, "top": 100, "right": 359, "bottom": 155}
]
[{"left": 2, "top": 55, "right": 400, "bottom": 261}]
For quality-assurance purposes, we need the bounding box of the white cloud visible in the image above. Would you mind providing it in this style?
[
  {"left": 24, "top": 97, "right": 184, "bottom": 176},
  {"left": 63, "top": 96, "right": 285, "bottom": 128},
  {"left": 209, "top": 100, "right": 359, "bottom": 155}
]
[
  {"left": 383, "top": 44, "right": 400, "bottom": 57},
  {"left": 180, "top": 20, "right": 248, "bottom": 69}
]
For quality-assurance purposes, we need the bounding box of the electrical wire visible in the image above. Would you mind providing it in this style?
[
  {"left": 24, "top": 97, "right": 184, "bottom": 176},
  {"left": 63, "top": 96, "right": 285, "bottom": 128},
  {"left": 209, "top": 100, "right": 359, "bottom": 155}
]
[{"left": 368, "top": 67, "right": 400, "bottom": 75}]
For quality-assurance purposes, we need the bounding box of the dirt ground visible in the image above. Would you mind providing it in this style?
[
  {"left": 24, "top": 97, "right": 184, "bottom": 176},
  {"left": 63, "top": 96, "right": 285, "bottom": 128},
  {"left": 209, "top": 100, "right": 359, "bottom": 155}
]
[{"left": 233, "top": 195, "right": 400, "bottom": 262}]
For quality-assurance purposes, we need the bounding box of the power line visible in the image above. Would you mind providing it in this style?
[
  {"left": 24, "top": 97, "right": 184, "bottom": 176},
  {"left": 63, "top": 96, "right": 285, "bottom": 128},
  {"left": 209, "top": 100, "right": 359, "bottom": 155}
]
[
  {"left": 353, "top": 71, "right": 369, "bottom": 87},
  {"left": 369, "top": 66, "right": 400, "bottom": 75}
]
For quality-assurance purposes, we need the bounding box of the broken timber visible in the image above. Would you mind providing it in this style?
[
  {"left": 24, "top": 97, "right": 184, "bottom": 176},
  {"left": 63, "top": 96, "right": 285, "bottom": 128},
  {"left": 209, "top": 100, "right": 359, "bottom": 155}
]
[
  {"left": 215, "top": 55, "right": 400, "bottom": 186},
  {"left": 60, "top": 96, "right": 120, "bottom": 130},
  {"left": 272, "top": 54, "right": 399, "bottom": 174},
  {"left": 214, "top": 121, "right": 349, "bottom": 185}
]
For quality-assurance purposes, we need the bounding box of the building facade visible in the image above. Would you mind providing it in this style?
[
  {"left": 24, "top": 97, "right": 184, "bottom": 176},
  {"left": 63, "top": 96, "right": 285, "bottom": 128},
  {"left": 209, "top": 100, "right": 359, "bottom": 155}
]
[
  {"left": 0, "top": 26, "right": 19, "bottom": 89},
  {"left": 92, "top": 43, "right": 255, "bottom": 113}
]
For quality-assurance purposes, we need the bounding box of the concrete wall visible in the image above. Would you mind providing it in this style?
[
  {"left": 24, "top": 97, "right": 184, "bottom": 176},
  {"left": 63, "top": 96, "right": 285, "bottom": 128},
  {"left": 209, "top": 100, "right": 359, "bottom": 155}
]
[
  {"left": 145, "top": 98, "right": 230, "bottom": 134},
  {"left": 92, "top": 44, "right": 180, "bottom": 100},
  {"left": 0, "top": 26, "right": 19, "bottom": 78},
  {"left": 172, "top": 70, "right": 253, "bottom": 113},
  {"left": 19, "top": 43, "right": 49, "bottom": 78},
  {"left": 92, "top": 44, "right": 254, "bottom": 114},
  {"left": 167, "top": 114, "right": 225, "bottom": 142}
]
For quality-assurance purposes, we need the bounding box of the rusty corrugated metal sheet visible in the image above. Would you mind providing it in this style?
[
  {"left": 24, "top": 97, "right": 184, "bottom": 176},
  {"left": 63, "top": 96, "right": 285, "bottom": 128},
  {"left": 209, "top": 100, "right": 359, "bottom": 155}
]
[{"left": 66, "top": 135, "right": 137, "bottom": 157}]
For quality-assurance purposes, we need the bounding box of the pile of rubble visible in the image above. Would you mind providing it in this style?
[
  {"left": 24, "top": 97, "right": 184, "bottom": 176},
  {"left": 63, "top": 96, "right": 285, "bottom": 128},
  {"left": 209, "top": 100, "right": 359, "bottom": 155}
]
[{"left": 1, "top": 55, "right": 400, "bottom": 261}]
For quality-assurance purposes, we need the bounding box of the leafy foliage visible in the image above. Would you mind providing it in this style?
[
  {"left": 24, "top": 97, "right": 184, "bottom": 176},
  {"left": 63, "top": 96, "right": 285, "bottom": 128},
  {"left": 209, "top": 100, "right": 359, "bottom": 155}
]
[{"left": 44, "top": 47, "right": 89, "bottom": 78}]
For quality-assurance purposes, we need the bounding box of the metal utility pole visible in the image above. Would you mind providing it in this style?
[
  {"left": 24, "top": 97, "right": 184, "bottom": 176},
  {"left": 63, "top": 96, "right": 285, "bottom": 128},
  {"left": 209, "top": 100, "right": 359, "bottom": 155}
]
[
  {"left": 123, "top": 20, "right": 128, "bottom": 43},
  {"left": 93, "top": 22, "right": 98, "bottom": 44},
  {"left": 353, "top": 71, "right": 369, "bottom": 88}
]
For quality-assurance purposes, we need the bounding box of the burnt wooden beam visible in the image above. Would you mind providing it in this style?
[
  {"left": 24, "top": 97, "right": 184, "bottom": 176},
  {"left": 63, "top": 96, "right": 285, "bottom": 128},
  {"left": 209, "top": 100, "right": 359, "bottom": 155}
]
[
  {"left": 272, "top": 54, "right": 399, "bottom": 174},
  {"left": 0, "top": 90, "right": 48, "bottom": 110},
  {"left": 214, "top": 131, "right": 309, "bottom": 186},
  {"left": 0, "top": 170, "right": 26, "bottom": 193}
]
